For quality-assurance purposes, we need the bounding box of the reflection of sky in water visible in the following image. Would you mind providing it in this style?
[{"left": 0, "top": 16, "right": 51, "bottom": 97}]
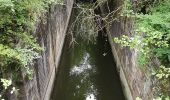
[
  {"left": 86, "top": 93, "right": 96, "bottom": 100},
  {"left": 85, "top": 84, "right": 97, "bottom": 100},
  {"left": 69, "top": 53, "right": 98, "bottom": 100},
  {"left": 70, "top": 53, "right": 95, "bottom": 76},
  {"left": 70, "top": 64, "right": 92, "bottom": 75}
]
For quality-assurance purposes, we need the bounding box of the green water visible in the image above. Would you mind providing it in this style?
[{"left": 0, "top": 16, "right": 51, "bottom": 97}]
[{"left": 50, "top": 32, "right": 125, "bottom": 100}]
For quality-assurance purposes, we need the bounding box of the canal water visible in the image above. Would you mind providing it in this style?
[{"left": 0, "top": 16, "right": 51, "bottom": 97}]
[
  {"left": 51, "top": 4, "right": 125, "bottom": 99},
  {"left": 50, "top": 31, "right": 125, "bottom": 100}
]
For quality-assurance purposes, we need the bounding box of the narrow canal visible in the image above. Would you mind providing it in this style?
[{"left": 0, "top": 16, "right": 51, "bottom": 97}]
[
  {"left": 50, "top": 32, "right": 125, "bottom": 100},
  {"left": 50, "top": 3, "right": 125, "bottom": 99}
]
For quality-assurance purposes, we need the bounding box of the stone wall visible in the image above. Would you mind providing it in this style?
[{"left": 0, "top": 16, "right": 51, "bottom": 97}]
[
  {"left": 19, "top": 1, "right": 74, "bottom": 100},
  {"left": 99, "top": 0, "right": 154, "bottom": 100}
]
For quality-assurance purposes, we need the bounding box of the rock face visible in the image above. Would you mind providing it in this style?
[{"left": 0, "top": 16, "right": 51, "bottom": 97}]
[
  {"left": 99, "top": 0, "right": 154, "bottom": 100},
  {"left": 19, "top": 1, "right": 74, "bottom": 100}
]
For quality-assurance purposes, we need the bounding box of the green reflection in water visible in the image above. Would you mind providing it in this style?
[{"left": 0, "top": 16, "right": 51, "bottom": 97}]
[{"left": 51, "top": 33, "right": 125, "bottom": 100}]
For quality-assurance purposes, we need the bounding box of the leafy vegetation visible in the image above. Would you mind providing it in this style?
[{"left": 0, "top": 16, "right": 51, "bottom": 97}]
[
  {"left": 0, "top": 0, "right": 60, "bottom": 99},
  {"left": 114, "top": 0, "right": 170, "bottom": 99}
]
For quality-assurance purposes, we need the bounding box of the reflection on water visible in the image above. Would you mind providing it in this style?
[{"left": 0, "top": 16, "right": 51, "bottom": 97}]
[
  {"left": 50, "top": 32, "right": 125, "bottom": 100},
  {"left": 86, "top": 93, "right": 96, "bottom": 100},
  {"left": 85, "top": 84, "right": 97, "bottom": 100},
  {"left": 70, "top": 52, "right": 98, "bottom": 100},
  {"left": 70, "top": 53, "right": 94, "bottom": 76}
]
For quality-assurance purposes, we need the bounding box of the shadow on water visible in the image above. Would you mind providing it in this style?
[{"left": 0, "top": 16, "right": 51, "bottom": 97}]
[{"left": 50, "top": 30, "right": 125, "bottom": 100}]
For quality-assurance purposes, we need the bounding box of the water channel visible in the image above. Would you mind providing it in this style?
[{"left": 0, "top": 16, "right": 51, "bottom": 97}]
[{"left": 50, "top": 5, "right": 125, "bottom": 100}]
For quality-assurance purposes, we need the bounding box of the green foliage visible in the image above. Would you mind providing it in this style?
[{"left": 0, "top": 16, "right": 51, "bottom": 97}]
[
  {"left": 135, "top": 0, "right": 170, "bottom": 66},
  {"left": 154, "top": 65, "right": 170, "bottom": 79},
  {"left": 1, "top": 79, "right": 12, "bottom": 90},
  {"left": 121, "top": 0, "right": 134, "bottom": 17},
  {"left": 0, "top": 0, "right": 55, "bottom": 98},
  {"left": 154, "top": 96, "right": 170, "bottom": 100},
  {"left": 114, "top": 35, "right": 141, "bottom": 49},
  {"left": 114, "top": 0, "right": 170, "bottom": 98}
]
